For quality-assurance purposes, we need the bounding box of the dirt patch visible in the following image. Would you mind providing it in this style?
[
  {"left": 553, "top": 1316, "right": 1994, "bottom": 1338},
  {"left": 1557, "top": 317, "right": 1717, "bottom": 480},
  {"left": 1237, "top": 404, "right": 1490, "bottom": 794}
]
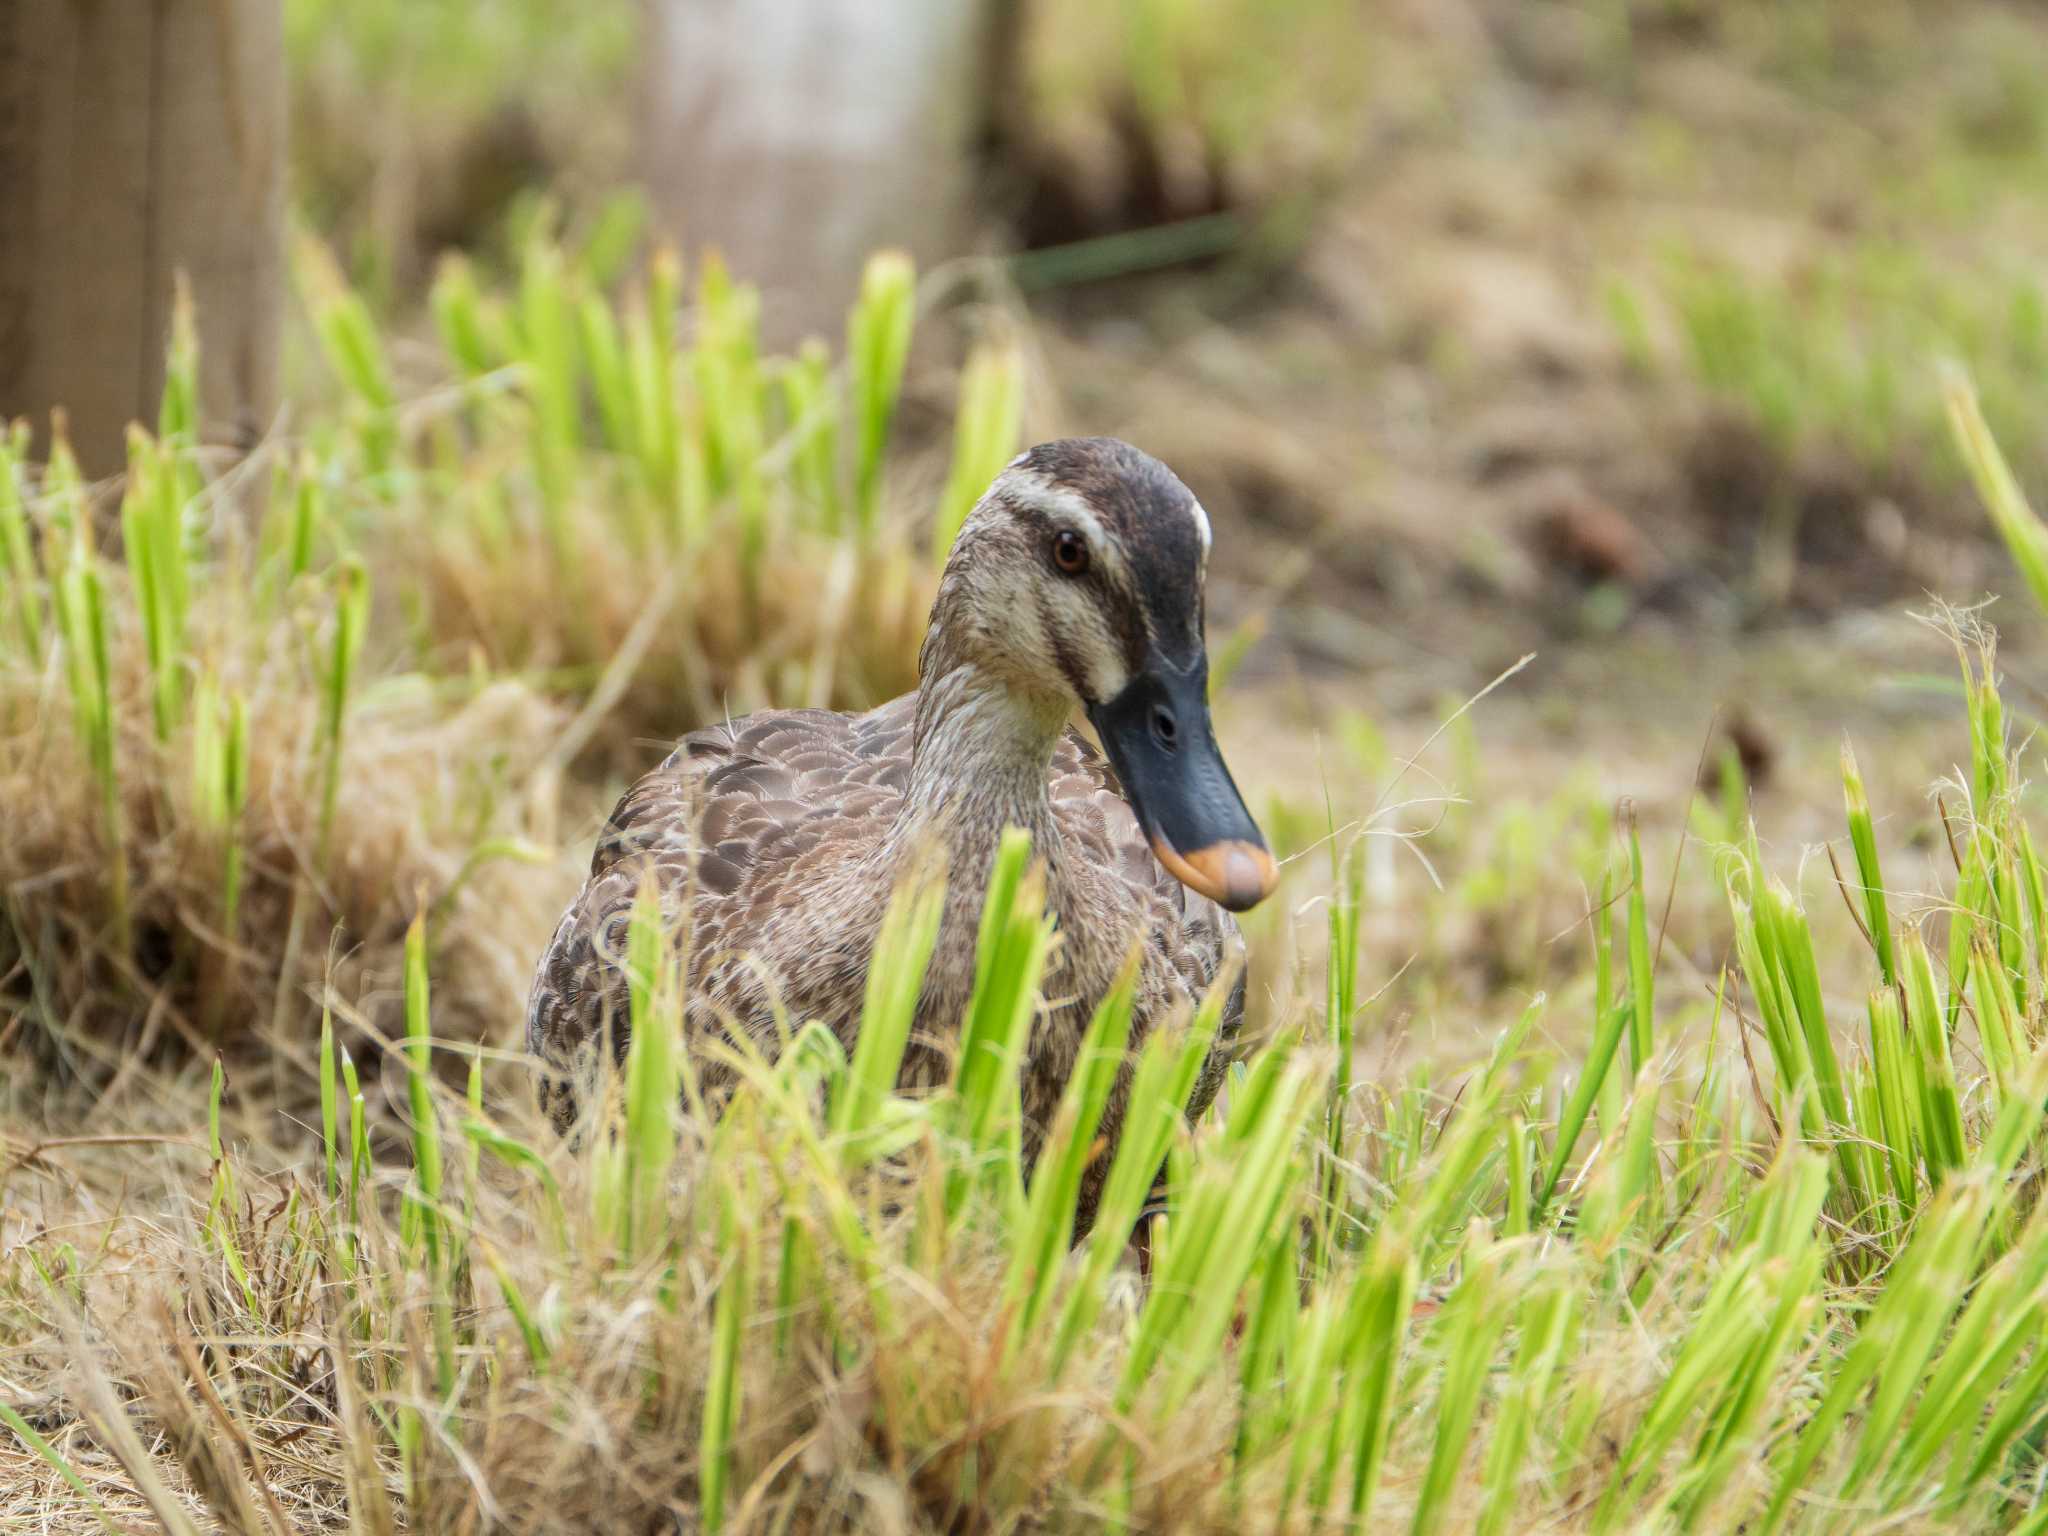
[{"left": 1014, "top": 0, "right": 2041, "bottom": 671}]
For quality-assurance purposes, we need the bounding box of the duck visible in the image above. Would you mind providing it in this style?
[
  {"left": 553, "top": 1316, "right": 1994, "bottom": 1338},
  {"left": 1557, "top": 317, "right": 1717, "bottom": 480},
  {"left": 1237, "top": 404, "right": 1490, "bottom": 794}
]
[{"left": 526, "top": 437, "right": 1277, "bottom": 1225}]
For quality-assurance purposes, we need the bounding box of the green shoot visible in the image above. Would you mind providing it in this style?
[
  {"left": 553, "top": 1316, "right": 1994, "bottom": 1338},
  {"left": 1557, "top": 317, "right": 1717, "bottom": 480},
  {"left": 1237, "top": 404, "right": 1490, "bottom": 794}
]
[
  {"left": 846, "top": 251, "right": 915, "bottom": 540},
  {"left": 932, "top": 336, "right": 1025, "bottom": 558}
]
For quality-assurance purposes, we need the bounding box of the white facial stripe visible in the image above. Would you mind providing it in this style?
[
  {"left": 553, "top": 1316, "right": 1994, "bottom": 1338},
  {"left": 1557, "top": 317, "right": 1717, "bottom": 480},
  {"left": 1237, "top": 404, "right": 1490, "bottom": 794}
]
[
  {"left": 1091, "top": 655, "right": 1131, "bottom": 700},
  {"left": 1010, "top": 475, "right": 1133, "bottom": 588},
  {"left": 1044, "top": 581, "right": 1129, "bottom": 700},
  {"left": 1014, "top": 465, "right": 1210, "bottom": 575}
]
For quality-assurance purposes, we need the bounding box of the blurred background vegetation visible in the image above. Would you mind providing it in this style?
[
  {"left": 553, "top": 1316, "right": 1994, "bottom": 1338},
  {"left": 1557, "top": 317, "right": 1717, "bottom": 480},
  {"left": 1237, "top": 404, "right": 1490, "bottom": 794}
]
[
  {"left": 280, "top": 0, "right": 2048, "bottom": 645},
  {"left": 15, "top": 4, "right": 2048, "bottom": 1527},
  {"left": 7, "top": 0, "right": 2048, "bottom": 1082}
]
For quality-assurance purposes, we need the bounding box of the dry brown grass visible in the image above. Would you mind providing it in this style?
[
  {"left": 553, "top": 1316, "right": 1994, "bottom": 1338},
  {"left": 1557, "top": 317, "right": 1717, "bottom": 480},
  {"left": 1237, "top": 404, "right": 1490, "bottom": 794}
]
[
  {"left": 0, "top": 1078, "right": 1271, "bottom": 1536},
  {"left": 0, "top": 556, "right": 568, "bottom": 1096},
  {"left": 407, "top": 513, "right": 935, "bottom": 781}
]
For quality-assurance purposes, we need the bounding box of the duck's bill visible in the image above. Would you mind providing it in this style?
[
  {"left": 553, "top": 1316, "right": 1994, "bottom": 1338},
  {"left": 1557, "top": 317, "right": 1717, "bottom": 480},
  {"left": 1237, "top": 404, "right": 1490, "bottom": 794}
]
[{"left": 1087, "top": 663, "right": 1278, "bottom": 913}]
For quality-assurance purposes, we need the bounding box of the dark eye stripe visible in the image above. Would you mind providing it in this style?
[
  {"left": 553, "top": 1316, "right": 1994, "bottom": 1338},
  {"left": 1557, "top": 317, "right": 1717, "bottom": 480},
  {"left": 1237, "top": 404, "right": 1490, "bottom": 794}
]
[
  {"left": 1007, "top": 487, "right": 1167, "bottom": 684},
  {"left": 1037, "top": 589, "right": 1093, "bottom": 699}
]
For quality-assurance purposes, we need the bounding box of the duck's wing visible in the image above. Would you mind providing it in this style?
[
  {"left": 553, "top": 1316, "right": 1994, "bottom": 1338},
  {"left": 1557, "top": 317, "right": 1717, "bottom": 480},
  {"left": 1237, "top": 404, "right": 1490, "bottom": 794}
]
[
  {"left": 589, "top": 698, "right": 913, "bottom": 885},
  {"left": 526, "top": 696, "right": 916, "bottom": 1122},
  {"left": 1048, "top": 727, "right": 1247, "bottom": 1044}
]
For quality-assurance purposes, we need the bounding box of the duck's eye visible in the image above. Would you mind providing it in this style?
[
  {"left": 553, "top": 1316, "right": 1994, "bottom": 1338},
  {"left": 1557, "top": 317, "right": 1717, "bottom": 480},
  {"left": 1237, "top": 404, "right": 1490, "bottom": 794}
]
[{"left": 1051, "top": 529, "right": 1090, "bottom": 576}]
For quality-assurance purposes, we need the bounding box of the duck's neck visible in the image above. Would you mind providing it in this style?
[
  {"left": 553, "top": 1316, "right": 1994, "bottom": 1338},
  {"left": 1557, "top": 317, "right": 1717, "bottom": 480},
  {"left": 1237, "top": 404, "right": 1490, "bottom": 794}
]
[{"left": 895, "top": 644, "right": 1072, "bottom": 886}]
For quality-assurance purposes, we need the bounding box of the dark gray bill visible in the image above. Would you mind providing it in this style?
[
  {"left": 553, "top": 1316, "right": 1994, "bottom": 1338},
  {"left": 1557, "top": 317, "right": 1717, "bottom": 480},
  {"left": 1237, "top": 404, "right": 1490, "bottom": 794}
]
[{"left": 1085, "top": 656, "right": 1277, "bottom": 913}]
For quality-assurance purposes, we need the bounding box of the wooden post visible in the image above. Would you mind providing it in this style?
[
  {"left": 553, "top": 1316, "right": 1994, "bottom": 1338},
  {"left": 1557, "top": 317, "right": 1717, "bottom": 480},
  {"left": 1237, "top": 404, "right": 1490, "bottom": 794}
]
[
  {"left": 637, "top": 0, "right": 1006, "bottom": 345},
  {"left": 0, "top": 0, "right": 286, "bottom": 478}
]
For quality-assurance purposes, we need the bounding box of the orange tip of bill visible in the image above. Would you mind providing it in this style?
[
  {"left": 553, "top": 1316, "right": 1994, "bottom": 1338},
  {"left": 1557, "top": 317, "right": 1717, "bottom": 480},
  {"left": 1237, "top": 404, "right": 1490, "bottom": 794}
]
[{"left": 1151, "top": 836, "right": 1278, "bottom": 913}]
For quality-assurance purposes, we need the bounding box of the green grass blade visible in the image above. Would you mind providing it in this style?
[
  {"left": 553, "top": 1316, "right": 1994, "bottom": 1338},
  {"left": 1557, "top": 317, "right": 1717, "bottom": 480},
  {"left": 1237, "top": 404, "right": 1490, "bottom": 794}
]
[
  {"left": 932, "top": 337, "right": 1024, "bottom": 558},
  {"left": 1003, "top": 954, "right": 1139, "bottom": 1345},
  {"left": 831, "top": 864, "right": 946, "bottom": 1151},
  {"left": 1944, "top": 367, "right": 2048, "bottom": 618},
  {"left": 847, "top": 251, "right": 915, "bottom": 539},
  {"left": 404, "top": 913, "right": 456, "bottom": 1399},
  {"left": 1412, "top": 1242, "right": 1509, "bottom": 1536}
]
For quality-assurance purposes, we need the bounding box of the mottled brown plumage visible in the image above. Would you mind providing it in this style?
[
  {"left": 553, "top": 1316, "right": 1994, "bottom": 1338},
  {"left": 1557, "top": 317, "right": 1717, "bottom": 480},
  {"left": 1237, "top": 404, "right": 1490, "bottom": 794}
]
[{"left": 527, "top": 439, "right": 1265, "bottom": 1227}]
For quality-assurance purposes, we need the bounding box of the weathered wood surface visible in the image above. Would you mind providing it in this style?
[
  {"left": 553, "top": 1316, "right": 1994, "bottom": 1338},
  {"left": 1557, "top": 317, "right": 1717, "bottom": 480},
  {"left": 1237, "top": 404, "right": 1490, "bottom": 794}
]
[{"left": 0, "top": 0, "right": 285, "bottom": 476}]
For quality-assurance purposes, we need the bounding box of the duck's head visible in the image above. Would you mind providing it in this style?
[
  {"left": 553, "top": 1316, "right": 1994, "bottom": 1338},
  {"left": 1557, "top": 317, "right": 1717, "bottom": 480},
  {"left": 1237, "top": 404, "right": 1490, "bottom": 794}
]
[{"left": 930, "top": 437, "right": 1277, "bottom": 913}]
